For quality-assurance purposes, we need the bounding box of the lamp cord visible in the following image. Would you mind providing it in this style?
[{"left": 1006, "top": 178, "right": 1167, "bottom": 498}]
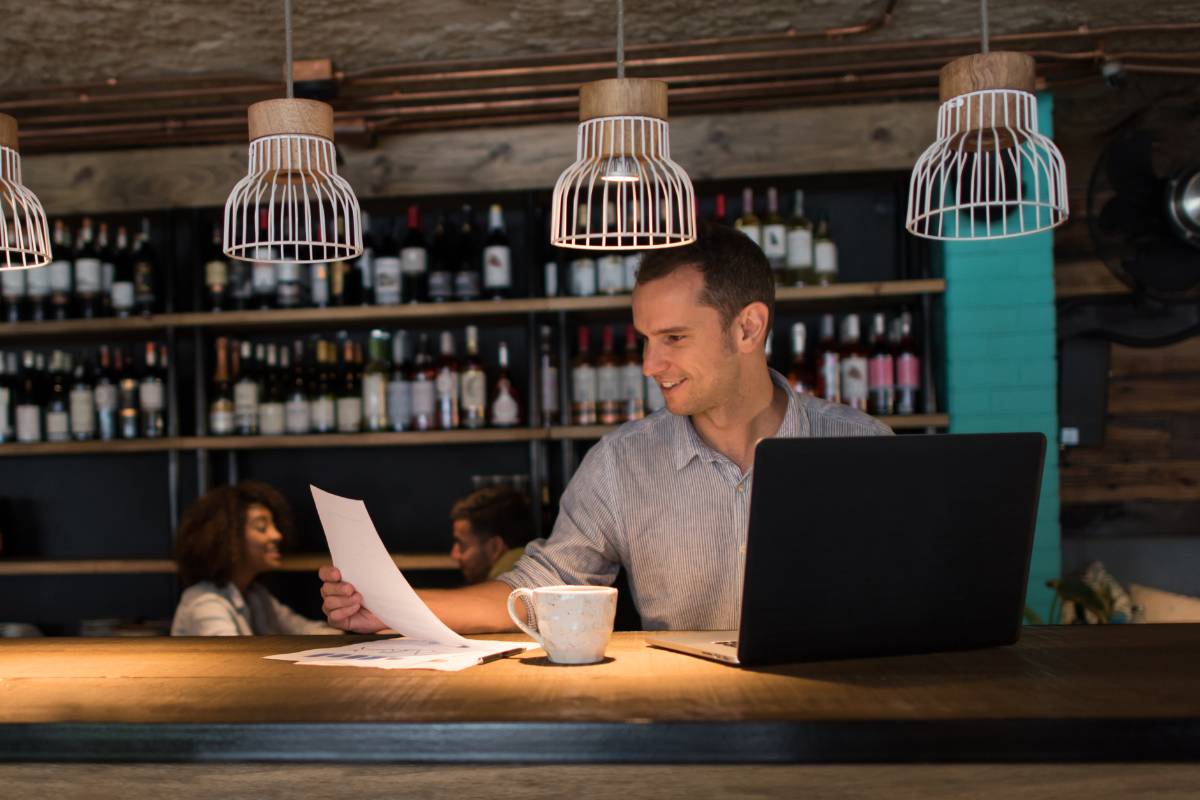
[
  {"left": 284, "top": 0, "right": 294, "bottom": 98},
  {"left": 616, "top": 0, "right": 625, "bottom": 79},
  {"left": 980, "top": 0, "right": 989, "bottom": 54}
]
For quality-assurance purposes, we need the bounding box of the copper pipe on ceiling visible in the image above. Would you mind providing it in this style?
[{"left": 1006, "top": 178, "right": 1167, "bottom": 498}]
[
  {"left": 1123, "top": 64, "right": 1200, "bottom": 76},
  {"left": 0, "top": 83, "right": 280, "bottom": 113},
  {"left": 343, "top": 0, "right": 899, "bottom": 81}
]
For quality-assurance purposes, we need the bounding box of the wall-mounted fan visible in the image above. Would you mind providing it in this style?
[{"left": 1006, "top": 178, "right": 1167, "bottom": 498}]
[{"left": 1087, "top": 129, "right": 1200, "bottom": 298}]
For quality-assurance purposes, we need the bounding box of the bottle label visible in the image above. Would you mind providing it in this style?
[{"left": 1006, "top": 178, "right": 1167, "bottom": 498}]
[
  {"left": 491, "top": 389, "right": 520, "bottom": 427},
  {"left": 815, "top": 241, "right": 837, "bottom": 276},
  {"left": 309, "top": 263, "right": 330, "bottom": 306},
  {"left": 285, "top": 399, "right": 311, "bottom": 434},
  {"left": 234, "top": 382, "right": 259, "bottom": 429},
  {"left": 453, "top": 270, "right": 480, "bottom": 301},
  {"left": 411, "top": 380, "right": 436, "bottom": 419},
  {"left": 45, "top": 410, "right": 69, "bottom": 441},
  {"left": 101, "top": 261, "right": 114, "bottom": 292},
  {"left": 15, "top": 405, "right": 40, "bottom": 442},
  {"left": 357, "top": 250, "right": 374, "bottom": 290},
  {"left": 94, "top": 382, "right": 118, "bottom": 412},
  {"left": 762, "top": 224, "right": 787, "bottom": 261},
  {"left": 47, "top": 260, "right": 72, "bottom": 292},
  {"left": 483, "top": 245, "right": 511, "bottom": 290},
  {"left": 111, "top": 282, "right": 135, "bottom": 312},
  {"left": 868, "top": 355, "right": 894, "bottom": 389},
  {"left": 435, "top": 369, "right": 459, "bottom": 402},
  {"left": 401, "top": 247, "right": 428, "bottom": 276},
  {"left": 736, "top": 223, "right": 762, "bottom": 247},
  {"left": 786, "top": 229, "right": 813, "bottom": 268},
  {"left": 621, "top": 364, "right": 645, "bottom": 416},
  {"left": 209, "top": 406, "right": 235, "bottom": 435},
  {"left": 841, "top": 356, "right": 868, "bottom": 405},
  {"left": 644, "top": 378, "right": 666, "bottom": 412},
  {"left": 0, "top": 387, "right": 9, "bottom": 436},
  {"left": 258, "top": 402, "right": 285, "bottom": 435},
  {"left": 336, "top": 397, "right": 363, "bottom": 432},
  {"left": 428, "top": 270, "right": 454, "bottom": 301},
  {"left": 374, "top": 257, "right": 403, "bottom": 305},
  {"left": 205, "top": 259, "right": 228, "bottom": 289},
  {"left": 896, "top": 353, "right": 920, "bottom": 389},
  {"left": 818, "top": 353, "right": 840, "bottom": 403},
  {"left": 623, "top": 253, "right": 641, "bottom": 292},
  {"left": 276, "top": 263, "right": 300, "bottom": 307},
  {"left": 1, "top": 268, "right": 25, "bottom": 297},
  {"left": 460, "top": 369, "right": 486, "bottom": 412},
  {"left": 26, "top": 265, "right": 50, "bottom": 297},
  {"left": 252, "top": 262, "right": 276, "bottom": 293},
  {"left": 74, "top": 258, "right": 103, "bottom": 293},
  {"left": 386, "top": 379, "right": 412, "bottom": 431},
  {"left": 544, "top": 262, "right": 558, "bottom": 297},
  {"left": 134, "top": 261, "right": 154, "bottom": 301},
  {"left": 570, "top": 259, "right": 597, "bottom": 297},
  {"left": 597, "top": 256, "right": 624, "bottom": 295},
  {"left": 362, "top": 373, "right": 388, "bottom": 426},
  {"left": 139, "top": 381, "right": 165, "bottom": 412},
  {"left": 311, "top": 397, "right": 336, "bottom": 431},
  {"left": 230, "top": 261, "right": 253, "bottom": 300},
  {"left": 571, "top": 365, "right": 597, "bottom": 404},
  {"left": 540, "top": 365, "right": 559, "bottom": 418},
  {"left": 596, "top": 365, "right": 621, "bottom": 403}
]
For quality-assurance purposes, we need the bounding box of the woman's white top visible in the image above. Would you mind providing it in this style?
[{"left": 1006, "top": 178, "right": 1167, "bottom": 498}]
[{"left": 171, "top": 580, "right": 339, "bottom": 636}]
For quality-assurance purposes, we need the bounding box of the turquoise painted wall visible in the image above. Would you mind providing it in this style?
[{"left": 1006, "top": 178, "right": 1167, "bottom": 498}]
[{"left": 939, "top": 92, "right": 1061, "bottom": 620}]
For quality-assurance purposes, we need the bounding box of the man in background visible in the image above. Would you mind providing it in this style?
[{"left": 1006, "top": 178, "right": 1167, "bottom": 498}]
[{"left": 448, "top": 485, "right": 533, "bottom": 585}]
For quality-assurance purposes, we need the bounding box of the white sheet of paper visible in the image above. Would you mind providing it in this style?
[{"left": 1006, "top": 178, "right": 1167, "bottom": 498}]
[
  {"left": 310, "top": 484, "right": 470, "bottom": 645},
  {"left": 266, "top": 637, "right": 537, "bottom": 672}
]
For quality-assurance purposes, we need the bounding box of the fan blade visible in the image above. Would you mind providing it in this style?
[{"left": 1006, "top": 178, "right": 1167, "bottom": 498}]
[
  {"left": 1107, "top": 131, "right": 1160, "bottom": 197},
  {"left": 1126, "top": 239, "right": 1200, "bottom": 294}
]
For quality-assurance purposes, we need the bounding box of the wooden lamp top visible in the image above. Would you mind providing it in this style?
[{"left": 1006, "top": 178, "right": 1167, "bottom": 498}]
[
  {"left": 247, "top": 98, "right": 334, "bottom": 141},
  {"left": 580, "top": 78, "right": 669, "bottom": 122},
  {"left": 939, "top": 52, "right": 1036, "bottom": 101},
  {"left": 0, "top": 114, "right": 18, "bottom": 151}
]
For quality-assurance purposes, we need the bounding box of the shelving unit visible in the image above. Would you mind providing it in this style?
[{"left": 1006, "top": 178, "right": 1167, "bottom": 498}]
[
  {"left": 0, "top": 553, "right": 457, "bottom": 577},
  {"left": 0, "top": 413, "right": 950, "bottom": 458},
  {"left": 0, "top": 176, "right": 947, "bottom": 629}
]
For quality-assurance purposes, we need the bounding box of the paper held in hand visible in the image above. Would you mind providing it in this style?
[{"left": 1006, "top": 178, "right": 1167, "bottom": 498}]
[{"left": 264, "top": 485, "right": 534, "bottom": 671}]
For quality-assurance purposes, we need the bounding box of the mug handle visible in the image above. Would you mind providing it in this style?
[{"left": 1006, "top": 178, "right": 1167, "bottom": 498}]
[{"left": 507, "top": 588, "right": 543, "bottom": 646}]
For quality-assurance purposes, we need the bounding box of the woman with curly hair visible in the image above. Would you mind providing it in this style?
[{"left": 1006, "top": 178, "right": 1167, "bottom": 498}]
[{"left": 171, "top": 481, "right": 336, "bottom": 636}]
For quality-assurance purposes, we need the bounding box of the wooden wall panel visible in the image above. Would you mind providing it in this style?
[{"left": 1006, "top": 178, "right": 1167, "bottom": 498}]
[{"left": 21, "top": 102, "right": 937, "bottom": 215}]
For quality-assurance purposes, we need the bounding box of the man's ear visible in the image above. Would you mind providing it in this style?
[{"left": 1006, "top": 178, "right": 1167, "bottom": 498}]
[
  {"left": 485, "top": 535, "right": 508, "bottom": 562},
  {"left": 736, "top": 302, "right": 770, "bottom": 354}
]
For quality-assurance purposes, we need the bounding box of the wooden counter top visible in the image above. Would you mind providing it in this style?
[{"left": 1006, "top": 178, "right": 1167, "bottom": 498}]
[{"left": 2, "top": 626, "right": 1199, "bottom": 763}]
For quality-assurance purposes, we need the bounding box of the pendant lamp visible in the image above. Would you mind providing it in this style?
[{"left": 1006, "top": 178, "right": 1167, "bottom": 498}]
[
  {"left": 905, "top": 0, "right": 1068, "bottom": 240},
  {"left": 223, "top": 0, "right": 362, "bottom": 264},
  {"left": 0, "top": 113, "right": 52, "bottom": 269},
  {"left": 550, "top": 0, "right": 696, "bottom": 250}
]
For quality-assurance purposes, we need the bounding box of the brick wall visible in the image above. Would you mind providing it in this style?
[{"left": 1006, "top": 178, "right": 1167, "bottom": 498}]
[{"left": 940, "top": 93, "right": 1061, "bottom": 620}]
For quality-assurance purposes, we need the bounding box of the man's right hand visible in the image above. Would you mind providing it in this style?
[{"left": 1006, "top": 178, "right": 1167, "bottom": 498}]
[{"left": 319, "top": 565, "right": 386, "bottom": 633}]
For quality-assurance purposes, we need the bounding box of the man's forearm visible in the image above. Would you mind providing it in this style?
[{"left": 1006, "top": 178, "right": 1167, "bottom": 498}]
[{"left": 416, "top": 580, "right": 520, "bottom": 635}]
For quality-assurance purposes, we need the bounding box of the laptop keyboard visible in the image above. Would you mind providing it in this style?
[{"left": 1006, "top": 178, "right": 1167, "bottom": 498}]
[{"left": 715, "top": 640, "right": 738, "bottom": 648}]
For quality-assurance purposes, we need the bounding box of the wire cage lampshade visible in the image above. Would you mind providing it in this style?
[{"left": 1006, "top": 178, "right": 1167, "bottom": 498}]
[
  {"left": 551, "top": 78, "right": 696, "bottom": 250},
  {"left": 0, "top": 113, "right": 52, "bottom": 270},
  {"left": 223, "top": 98, "right": 363, "bottom": 264},
  {"left": 905, "top": 51, "right": 1068, "bottom": 241}
]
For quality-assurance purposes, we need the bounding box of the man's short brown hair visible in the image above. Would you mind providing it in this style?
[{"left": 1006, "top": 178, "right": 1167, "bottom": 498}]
[
  {"left": 635, "top": 221, "right": 775, "bottom": 331},
  {"left": 449, "top": 485, "right": 533, "bottom": 550}
]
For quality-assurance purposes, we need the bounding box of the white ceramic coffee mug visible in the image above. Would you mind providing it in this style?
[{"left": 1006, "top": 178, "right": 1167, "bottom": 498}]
[{"left": 507, "top": 585, "right": 618, "bottom": 665}]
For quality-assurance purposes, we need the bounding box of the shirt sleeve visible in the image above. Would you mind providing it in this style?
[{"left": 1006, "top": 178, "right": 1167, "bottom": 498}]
[
  {"left": 498, "top": 437, "right": 623, "bottom": 590},
  {"left": 264, "top": 591, "right": 341, "bottom": 635}
]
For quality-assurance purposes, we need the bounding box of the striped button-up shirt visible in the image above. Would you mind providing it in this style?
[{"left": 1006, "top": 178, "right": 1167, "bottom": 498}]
[{"left": 499, "top": 369, "right": 893, "bottom": 630}]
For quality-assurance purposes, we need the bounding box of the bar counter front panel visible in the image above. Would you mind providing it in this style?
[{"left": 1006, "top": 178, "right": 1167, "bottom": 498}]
[{"left": 3, "top": 626, "right": 1200, "bottom": 764}]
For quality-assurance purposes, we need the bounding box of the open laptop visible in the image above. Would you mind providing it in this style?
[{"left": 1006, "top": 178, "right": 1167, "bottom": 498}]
[{"left": 647, "top": 432, "right": 1046, "bottom": 666}]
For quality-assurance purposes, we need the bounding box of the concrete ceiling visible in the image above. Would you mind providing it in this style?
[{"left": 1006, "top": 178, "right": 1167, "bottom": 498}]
[{"left": 4, "top": 0, "right": 1198, "bottom": 89}]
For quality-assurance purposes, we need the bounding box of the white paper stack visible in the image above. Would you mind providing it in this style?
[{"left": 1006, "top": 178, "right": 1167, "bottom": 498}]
[{"left": 263, "top": 486, "right": 536, "bottom": 672}]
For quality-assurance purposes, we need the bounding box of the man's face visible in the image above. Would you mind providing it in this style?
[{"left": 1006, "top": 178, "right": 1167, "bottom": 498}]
[
  {"left": 450, "top": 519, "right": 504, "bottom": 584},
  {"left": 632, "top": 265, "right": 741, "bottom": 417}
]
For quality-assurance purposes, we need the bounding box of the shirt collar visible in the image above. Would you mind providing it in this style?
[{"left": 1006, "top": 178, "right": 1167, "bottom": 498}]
[{"left": 670, "top": 368, "right": 805, "bottom": 471}]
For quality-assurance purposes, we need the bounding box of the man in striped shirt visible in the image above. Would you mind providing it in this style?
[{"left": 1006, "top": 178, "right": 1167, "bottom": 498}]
[{"left": 320, "top": 222, "right": 890, "bottom": 633}]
